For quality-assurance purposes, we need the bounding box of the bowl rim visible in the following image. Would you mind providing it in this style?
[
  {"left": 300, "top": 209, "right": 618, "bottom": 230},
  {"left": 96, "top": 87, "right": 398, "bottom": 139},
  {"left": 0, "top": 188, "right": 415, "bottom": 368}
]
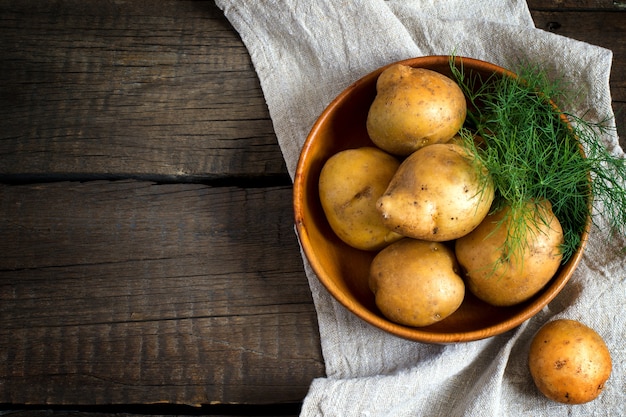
[{"left": 293, "top": 55, "right": 590, "bottom": 343}]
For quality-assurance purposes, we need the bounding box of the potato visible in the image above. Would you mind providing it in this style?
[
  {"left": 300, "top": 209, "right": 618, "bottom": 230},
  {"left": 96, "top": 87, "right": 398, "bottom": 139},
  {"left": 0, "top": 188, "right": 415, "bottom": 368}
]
[
  {"left": 366, "top": 64, "right": 466, "bottom": 156},
  {"left": 529, "top": 319, "right": 612, "bottom": 404},
  {"left": 369, "top": 239, "right": 464, "bottom": 327},
  {"left": 455, "top": 199, "right": 563, "bottom": 306},
  {"left": 318, "top": 147, "right": 403, "bottom": 251},
  {"left": 377, "top": 143, "right": 494, "bottom": 242}
]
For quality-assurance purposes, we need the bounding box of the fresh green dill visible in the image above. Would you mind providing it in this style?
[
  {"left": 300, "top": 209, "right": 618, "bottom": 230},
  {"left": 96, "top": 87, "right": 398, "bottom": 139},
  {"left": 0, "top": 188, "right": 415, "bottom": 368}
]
[{"left": 449, "top": 57, "right": 626, "bottom": 264}]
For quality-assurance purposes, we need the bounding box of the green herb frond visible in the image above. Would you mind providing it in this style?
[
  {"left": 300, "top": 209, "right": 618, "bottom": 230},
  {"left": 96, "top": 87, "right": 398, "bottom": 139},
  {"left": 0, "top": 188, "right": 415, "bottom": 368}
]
[
  {"left": 448, "top": 57, "right": 624, "bottom": 263},
  {"left": 568, "top": 113, "right": 626, "bottom": 236}
]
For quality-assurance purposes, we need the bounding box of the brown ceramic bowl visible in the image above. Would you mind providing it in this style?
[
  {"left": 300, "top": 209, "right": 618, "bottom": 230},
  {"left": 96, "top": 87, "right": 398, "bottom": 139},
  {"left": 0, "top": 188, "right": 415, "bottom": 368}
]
[{"left": 293, "top": 56, "right": 589, "bottom": 343}]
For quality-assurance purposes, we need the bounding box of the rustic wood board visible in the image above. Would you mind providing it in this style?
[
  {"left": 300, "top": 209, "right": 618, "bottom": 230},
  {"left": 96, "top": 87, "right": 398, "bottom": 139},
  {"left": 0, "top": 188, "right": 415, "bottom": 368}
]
[
  {"left": 0, "top": 180, "right": 324, "bottom": 406},
  {"left": 527, "top": 0, "right": 626, "bottom": 10},
  {"left": 0, "top": 408, "right": 301, "bottom": 417},
  {"left": 0, "top": 0, "right": 286, "bottom": 180}
]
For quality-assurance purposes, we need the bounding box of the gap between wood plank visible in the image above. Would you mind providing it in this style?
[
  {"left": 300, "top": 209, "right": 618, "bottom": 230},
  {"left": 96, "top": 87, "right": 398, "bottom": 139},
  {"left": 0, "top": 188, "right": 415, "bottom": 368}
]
[
  {"left": 0, "top": 173, "right": 293, "bottom": 188},
  {"left": 0, "top": 402, "right": 303, "bottom": 416}
]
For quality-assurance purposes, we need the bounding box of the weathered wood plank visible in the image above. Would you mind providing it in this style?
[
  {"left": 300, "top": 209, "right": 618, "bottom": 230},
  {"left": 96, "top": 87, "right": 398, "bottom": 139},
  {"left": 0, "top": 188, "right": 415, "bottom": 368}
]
[
  {"left": 0, "top": 0, "right": 286, "bottom": 180},
  {"left": 0, "top": 180, "right": 324, "bottom": 406},
  {"left": 528, "top": 0, "right": 626, "bottom": 10},
  {"left": 0, "top": 407, "right": 301, "bottom": 417}
]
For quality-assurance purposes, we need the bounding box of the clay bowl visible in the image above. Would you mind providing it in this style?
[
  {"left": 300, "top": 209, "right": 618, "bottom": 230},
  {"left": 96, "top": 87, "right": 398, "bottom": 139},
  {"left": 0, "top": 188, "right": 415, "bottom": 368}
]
[{"left": 293, "top": 56, "right": 589, "bottom": 343}]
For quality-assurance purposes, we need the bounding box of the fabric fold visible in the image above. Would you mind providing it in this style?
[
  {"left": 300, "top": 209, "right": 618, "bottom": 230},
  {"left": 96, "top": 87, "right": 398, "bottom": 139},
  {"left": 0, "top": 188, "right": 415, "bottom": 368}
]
[{"left": 215, "top": 0, "right": 624, "bottom": 415}]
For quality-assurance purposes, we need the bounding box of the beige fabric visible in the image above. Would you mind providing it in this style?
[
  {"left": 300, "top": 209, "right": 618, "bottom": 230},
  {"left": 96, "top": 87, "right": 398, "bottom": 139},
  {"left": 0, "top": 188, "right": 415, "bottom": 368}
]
[{"left": 215, "top": 1, "right": 624, "bottom": 415}]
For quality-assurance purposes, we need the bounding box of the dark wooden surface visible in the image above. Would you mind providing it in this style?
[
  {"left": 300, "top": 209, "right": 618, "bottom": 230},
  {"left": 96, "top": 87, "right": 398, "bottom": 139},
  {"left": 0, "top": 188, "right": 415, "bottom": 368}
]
[{"left": 0, "top": 1, "right": 624, "bottom": 415}]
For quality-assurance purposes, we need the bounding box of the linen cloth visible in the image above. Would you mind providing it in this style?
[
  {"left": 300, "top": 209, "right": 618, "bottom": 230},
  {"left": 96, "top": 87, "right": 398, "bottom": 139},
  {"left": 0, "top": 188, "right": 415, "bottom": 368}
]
[{"left": 215, "top": 1, "right": 625, "bottom": 415}]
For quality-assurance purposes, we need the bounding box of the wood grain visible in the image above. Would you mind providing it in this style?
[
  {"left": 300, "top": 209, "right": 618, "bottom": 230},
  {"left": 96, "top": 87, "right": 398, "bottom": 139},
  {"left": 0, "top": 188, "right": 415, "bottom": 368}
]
[
  {"left": 527, "top": 0, "right": 626, "bottom": 9},
  {"left": 0, "top": 1, "right": 286, "bottom": 180},
  {"left": 0, "top": 407, "right": 301, "bottom": 417},
  {"left": 0, "top": 180, "right": 324, "bottom": 405}
]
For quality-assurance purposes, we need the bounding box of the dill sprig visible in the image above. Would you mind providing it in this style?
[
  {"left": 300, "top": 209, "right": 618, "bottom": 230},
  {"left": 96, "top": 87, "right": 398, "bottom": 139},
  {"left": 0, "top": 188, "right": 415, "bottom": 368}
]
[
  {"left": 571, "top": 113, "right": 626, "bottom": 238},
  {"left": 450, "top": 58, "right": 626, "bottom": 264}
]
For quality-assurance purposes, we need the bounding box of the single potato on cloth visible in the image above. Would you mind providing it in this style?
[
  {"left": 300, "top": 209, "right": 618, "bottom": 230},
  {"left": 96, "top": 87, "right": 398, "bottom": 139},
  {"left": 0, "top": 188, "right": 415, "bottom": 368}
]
[{"left": 529, "top": 319, "right": 612, "bottom": 404}]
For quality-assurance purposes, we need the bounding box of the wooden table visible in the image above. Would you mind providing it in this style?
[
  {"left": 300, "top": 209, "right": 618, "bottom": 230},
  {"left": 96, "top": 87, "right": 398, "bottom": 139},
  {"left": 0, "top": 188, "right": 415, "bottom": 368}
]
[{"left": 1, "top": 1, "right": 624, "bottom": 415}]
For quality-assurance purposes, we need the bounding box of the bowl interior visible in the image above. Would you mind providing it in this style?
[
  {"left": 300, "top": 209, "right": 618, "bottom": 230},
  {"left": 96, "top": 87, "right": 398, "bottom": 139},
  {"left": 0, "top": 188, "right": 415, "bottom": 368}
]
[{"left": 293, "top": 56, "right": 588, "bottom": 343}]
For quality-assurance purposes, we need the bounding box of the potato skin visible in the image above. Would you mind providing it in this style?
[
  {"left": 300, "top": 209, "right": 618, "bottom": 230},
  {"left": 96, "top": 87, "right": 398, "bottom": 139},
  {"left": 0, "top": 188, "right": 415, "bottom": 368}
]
[
  {"left": 369, "top": 239, "right": 465, "bottom": 327},
  {"left": 455, "top": 200, "right": 563, "bottom": 306},
  {"left": 377, "top": 143, "right": 494, "bottom": 242},
  {"left": 319, "top": 147, "right": 403, "bottom": 251},
  {"left": 529, "top": 319, "right": 612, "bottom": 404},
  {"left": 366, "top": 64, "right": 466, "bottom": 156}
]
